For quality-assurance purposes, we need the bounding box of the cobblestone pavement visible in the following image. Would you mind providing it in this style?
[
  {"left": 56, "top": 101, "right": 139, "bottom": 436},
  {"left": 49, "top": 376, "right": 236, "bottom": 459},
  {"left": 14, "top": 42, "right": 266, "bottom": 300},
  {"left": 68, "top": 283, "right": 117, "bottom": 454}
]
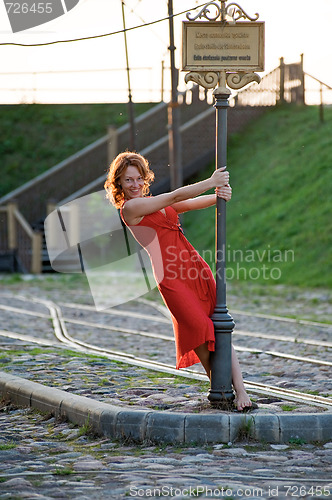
[
  {"left": 0, "top": 341, "right": 329, "bottom": 415},
  {"left": 0, "top": 277, "right": 332, "bottom": 498},
  {"left": 0, "top": 403, "right": 332, "bottom": 499},
  {"left": 0, "top": 282, "right": 331, "bottom": 411}
]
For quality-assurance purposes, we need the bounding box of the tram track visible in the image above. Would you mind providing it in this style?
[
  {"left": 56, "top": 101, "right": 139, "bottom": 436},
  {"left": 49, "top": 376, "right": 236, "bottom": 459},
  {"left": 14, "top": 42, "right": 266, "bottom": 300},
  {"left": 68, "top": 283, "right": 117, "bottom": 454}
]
[
  {"left": 59, "top": 300, "right": 332, "bottom": 348},
  {"left": 1, "top": 296, "right": 331, "bottom": 361},
  {"left": 0, "top": 294, "right": 331, "bottom": 409},
  {"left": 44, "top": 314, "right": 332, "bottom": 367}
]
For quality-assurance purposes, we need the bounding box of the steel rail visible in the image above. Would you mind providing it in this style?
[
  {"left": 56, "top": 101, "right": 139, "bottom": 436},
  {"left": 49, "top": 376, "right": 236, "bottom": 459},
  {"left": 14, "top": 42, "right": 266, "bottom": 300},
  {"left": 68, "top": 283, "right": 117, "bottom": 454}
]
[
  {"left": 0, "top": 296, "right": 331, "bottom": 367},
  {"left": 0, "top": 303, "right": 50, "bottom": 319},
  {"left": 1, "top": 301, "right": 331, "bottom": 352},
  {"left": 1, "top": 326, "right": 331, "bottom": 409},
  {"left": 56, "top": 305, "right": 332, "bottom": 408},
  {"left": 1, "top": 301, "right": 331, "bottom": 366},
  {"left": 2, "top": 292, "right": 332, "bottom": 328},
  {"left": 58, "top": 301, "right": 171, "bottom": 324},
  {"left": 50, "top": 304, "right": 332, "bottom": 408},
  {"left": 2, "top": 293, "right": 332, "bottom": 328},
  {"left": 140, "top": 297, "right": 332, "bottom": 330},
  {"left": 0, "top": 329, "right": 59, "bottom": 346},
  {"left": 0, "top": 313, "right": 331, "bottom": 409},
  {"left": 232, "top": 308, "right": 332, "bottom": 329},
  {"left": 44, "top": 298, "right": 332, "bottom": 408},
  {"left": 57, "top": 318, "right": 332, "bottom": 367},
  {"left": 234, "top": 329, "right": 332, "bottom": 349},
  {"left": 60, "top": 300, "right": 332, "bottom": 348}
]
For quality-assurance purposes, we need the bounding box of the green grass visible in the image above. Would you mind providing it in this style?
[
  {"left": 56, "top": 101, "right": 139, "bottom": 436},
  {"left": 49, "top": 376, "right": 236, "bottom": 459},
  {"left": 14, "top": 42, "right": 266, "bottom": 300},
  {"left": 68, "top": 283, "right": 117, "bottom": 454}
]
[
  {"left": 54, "top": 467, "right": 74, "bottom": 476},
  {"left": 281, "top": 405, "right": 297, "bottom": 412},
  {"left": 0, "top": 442, "right": 16, "bottom": 450},
  {"left": 182, "top": 104, "right": 332, "bottom": 288},
  {"left": 0, "top": 102, "right": 154, "bottom": 197},
  {"left": 2, "top": 103, "right": 331, "bottom": 289}
]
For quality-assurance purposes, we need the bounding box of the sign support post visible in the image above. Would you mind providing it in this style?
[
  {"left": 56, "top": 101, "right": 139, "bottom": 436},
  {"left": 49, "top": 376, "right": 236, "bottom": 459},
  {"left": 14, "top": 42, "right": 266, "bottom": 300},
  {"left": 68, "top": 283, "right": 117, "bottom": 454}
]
[
  {"left": 182, "top": 1, "right": 264, "bottom": 407},
  {"left": 209, "top": 72, "right": 234, "bottom": 405}
]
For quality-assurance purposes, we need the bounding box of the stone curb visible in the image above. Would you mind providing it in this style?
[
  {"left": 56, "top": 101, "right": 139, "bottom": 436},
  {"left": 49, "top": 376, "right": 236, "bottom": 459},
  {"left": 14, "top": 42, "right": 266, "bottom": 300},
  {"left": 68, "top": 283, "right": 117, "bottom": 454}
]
[{"left": 1, "top": 372, "right": 331, "bottom": 444}]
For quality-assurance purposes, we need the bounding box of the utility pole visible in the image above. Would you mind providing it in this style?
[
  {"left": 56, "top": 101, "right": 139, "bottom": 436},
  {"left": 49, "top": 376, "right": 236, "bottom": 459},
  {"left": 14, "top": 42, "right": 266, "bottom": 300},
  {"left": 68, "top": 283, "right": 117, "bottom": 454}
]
[
  {"left": 161, "top": 60, "right": 165, "bottom": 102},
  {"left": 168, "top": 0, "right": 182, "bottom": 189},
  {"left": 121, "top": 0, "right": 136, "bottom": 151}
]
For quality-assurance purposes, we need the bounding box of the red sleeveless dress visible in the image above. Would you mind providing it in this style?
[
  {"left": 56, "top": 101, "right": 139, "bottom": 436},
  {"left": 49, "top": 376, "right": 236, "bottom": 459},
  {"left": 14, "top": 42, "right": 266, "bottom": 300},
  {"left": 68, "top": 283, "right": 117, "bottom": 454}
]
[{"left": 121, "top": 204, "right": 216, "bottom": 369}]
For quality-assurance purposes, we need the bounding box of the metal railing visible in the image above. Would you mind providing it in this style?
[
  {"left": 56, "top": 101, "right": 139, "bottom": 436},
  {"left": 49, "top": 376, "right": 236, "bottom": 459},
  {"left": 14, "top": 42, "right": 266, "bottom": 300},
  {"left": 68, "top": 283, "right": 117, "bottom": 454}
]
[
  {"left": 0, "top": 56, "right": 330, "bottom": 273},
  {"left": 234, "top": 56, "right": 305, "bottom": 107},
  {"left": 0, "top": 92, "right": 212, "bottom": 226},
  {"left": 0, "top": 202, "right": 41, "bottom": 273},
  {"left": 303, "top": 73, "right": 332, "bottom": 122}
]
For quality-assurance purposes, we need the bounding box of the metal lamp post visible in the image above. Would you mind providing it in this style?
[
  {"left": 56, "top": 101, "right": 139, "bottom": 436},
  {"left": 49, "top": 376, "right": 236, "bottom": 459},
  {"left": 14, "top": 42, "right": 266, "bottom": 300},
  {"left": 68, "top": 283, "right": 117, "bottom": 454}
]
[
  {"left": 182, "top": 1, "right": 264, "bottom": 407},
  {"left": 209, "top": 76, "right": 234, "bottom": 405}
]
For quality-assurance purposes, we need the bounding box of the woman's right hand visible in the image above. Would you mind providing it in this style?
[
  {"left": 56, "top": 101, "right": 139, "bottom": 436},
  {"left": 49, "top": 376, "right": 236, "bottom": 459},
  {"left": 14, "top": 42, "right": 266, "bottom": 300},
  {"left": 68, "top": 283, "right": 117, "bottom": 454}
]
[{"left": 210, "top": 167, "right": 230, "bottom": 187}]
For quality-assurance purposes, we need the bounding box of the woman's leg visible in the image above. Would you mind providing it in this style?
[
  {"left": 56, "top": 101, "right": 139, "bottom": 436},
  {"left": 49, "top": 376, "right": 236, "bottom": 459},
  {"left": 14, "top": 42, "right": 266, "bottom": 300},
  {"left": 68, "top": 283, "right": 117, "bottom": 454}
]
[
  {"left": 194, "top": 342, "right": 211, "bottom": 379},
  {"left": 231, "top": 346, "right": 252, "bottom": 410},
  {"left": 194, "top": 343, "right": 252, "bottom": 410}
]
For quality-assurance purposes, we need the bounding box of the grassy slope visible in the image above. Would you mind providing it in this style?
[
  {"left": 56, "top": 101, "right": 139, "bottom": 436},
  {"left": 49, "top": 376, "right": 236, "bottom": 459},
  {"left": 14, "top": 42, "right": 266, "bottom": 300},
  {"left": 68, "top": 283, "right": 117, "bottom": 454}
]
[
  {"left": 1, "top": 103, "right": 331, "bottom": 288},
  {"left": 0, "top": 103, "right": 153, "bottom": 197},
  {"left": 182, "top": 105, "right": 332, "bottom": 288}
]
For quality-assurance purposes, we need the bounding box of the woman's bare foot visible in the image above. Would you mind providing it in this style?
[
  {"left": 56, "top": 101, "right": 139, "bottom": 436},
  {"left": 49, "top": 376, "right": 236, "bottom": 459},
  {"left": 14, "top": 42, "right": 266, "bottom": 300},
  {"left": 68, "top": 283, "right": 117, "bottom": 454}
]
[{"left": 235, "top": 389, "right": 253, "bottom": 411}]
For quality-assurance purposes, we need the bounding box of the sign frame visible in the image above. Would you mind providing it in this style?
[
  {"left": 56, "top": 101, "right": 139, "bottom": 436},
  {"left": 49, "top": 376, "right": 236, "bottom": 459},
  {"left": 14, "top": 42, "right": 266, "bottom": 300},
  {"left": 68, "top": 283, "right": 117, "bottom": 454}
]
[{"left": 182, "top": 21, "right": 265, "bottom": 73}]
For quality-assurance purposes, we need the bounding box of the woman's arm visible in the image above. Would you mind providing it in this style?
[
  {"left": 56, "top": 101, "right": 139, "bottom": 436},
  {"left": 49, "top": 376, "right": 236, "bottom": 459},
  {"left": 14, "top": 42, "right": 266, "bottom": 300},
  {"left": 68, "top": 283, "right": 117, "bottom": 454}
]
[
  {"left": 171, "top": 194, "right": 216, "bottom": 214},
  {"left": 123, "top": 168, "right": 229, "bottom": 225},
  {"left": 172, "top": 185, "right": 232, "bottom": 214}
]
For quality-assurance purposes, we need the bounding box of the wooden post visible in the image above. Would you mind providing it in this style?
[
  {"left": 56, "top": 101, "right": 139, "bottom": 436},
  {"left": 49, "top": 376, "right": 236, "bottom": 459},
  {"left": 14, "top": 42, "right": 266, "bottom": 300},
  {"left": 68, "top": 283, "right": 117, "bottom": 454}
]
[
  {"left": 31, "top": 231, "right": 42, "bottom": 274},
  {"left": 279, "top": 57, "right": 285, "bottom": 104},
  {"left": 161, "top": 60, "right": 165, "bottom": 102},
  {"left": 107, "top": 126, "right": 118, "bottom": 165},
  {"left": 7, "top": 201, "right": 17, "bottom": 249},
  {"left": 320, "top": 84, "right": 324, "bottom": 123},
  {"left": 300, "top": 53, "right": 305, "bottom": 105},
  {"left": 47, "top": 199, "right": 57, "bottom": 216},
  {"left": 9, "top": 204, "right": 42, "bottom": 274}
]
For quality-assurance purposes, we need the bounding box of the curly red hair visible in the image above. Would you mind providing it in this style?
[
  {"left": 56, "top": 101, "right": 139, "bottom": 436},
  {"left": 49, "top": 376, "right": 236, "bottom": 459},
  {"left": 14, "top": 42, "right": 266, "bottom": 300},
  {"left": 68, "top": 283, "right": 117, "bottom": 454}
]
[{"left": 104, "top": 151, "right": 155, "bottom": 208}]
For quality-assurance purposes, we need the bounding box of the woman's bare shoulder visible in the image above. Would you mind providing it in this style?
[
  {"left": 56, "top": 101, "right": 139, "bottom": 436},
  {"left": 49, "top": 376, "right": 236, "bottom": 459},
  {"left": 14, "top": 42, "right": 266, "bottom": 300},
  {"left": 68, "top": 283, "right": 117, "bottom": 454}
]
[
  {"left": 123, "top": 193, "right": 173, "bottom": 222},
  {"left": 122, "top": 199, "right": 145, "bottom": 225}
]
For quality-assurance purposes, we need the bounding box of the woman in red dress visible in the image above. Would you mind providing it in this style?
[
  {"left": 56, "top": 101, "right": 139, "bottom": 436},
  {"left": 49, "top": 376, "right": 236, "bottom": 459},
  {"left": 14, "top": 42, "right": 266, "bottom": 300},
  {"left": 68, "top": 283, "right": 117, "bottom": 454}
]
[{"left": 105, "top": 151, "right": 252, "bottom": 411}]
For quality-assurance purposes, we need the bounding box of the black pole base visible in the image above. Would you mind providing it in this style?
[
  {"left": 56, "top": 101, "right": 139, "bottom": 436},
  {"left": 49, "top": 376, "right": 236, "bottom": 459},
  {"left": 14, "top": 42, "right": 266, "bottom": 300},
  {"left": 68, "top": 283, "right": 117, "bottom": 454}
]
[
  {"left": 208, "top": 398, "right": 235, "bottom": 411},
  {"left": 207, "top": 388, "right": 235, "bottom": 406},
  {"left": 208, "top": 306, "right": 235, "bottom": 404}
]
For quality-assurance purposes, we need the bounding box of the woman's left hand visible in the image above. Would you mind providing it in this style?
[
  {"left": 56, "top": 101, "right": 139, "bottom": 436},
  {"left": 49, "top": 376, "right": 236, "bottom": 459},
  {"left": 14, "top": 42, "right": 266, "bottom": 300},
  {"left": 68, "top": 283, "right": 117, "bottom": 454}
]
[{"left": 216, "top": 183, "right": 232, "bottom": 201}]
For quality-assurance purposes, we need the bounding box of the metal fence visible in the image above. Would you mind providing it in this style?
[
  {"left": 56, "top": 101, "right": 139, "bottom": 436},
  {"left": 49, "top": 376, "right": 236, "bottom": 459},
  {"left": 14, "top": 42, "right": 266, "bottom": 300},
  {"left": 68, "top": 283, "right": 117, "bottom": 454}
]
[
  {"left": 0, "top": 203, "right": 41, "bottom": 273},
  {"left": 1, "top": 56, "right": 330, "bottom": 273},
  {"left": 232, "top": 56, "right": 332, "bottom": 111},
  {"left": 234, "top": 57, "right": 305, "bottom": 107}
]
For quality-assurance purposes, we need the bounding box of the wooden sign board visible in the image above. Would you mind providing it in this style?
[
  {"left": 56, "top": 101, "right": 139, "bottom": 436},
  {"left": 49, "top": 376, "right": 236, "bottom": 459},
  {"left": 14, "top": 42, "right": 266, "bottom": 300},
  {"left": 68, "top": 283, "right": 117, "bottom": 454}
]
[{"left": 182, "top": 21, "right": 265, "bottom": 72}]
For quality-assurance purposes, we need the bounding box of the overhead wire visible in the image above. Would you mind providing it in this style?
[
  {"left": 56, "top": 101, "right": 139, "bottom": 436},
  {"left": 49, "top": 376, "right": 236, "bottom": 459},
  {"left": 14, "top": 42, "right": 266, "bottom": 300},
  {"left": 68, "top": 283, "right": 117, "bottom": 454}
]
[
  {"left": 123, "top": 0, "right": 168, "bottom": 52},
  {"left": 122, "top": 0, "right": 169, "bottom": 63},
  {"left": 0, "top": 67, "right": 155, "bottom": 75},
  {"left": 0, "top": 2, "right": 208, "bottom": 48},
  {"left": 0, "top": 0, "right": 203, "bottom": 103}
]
